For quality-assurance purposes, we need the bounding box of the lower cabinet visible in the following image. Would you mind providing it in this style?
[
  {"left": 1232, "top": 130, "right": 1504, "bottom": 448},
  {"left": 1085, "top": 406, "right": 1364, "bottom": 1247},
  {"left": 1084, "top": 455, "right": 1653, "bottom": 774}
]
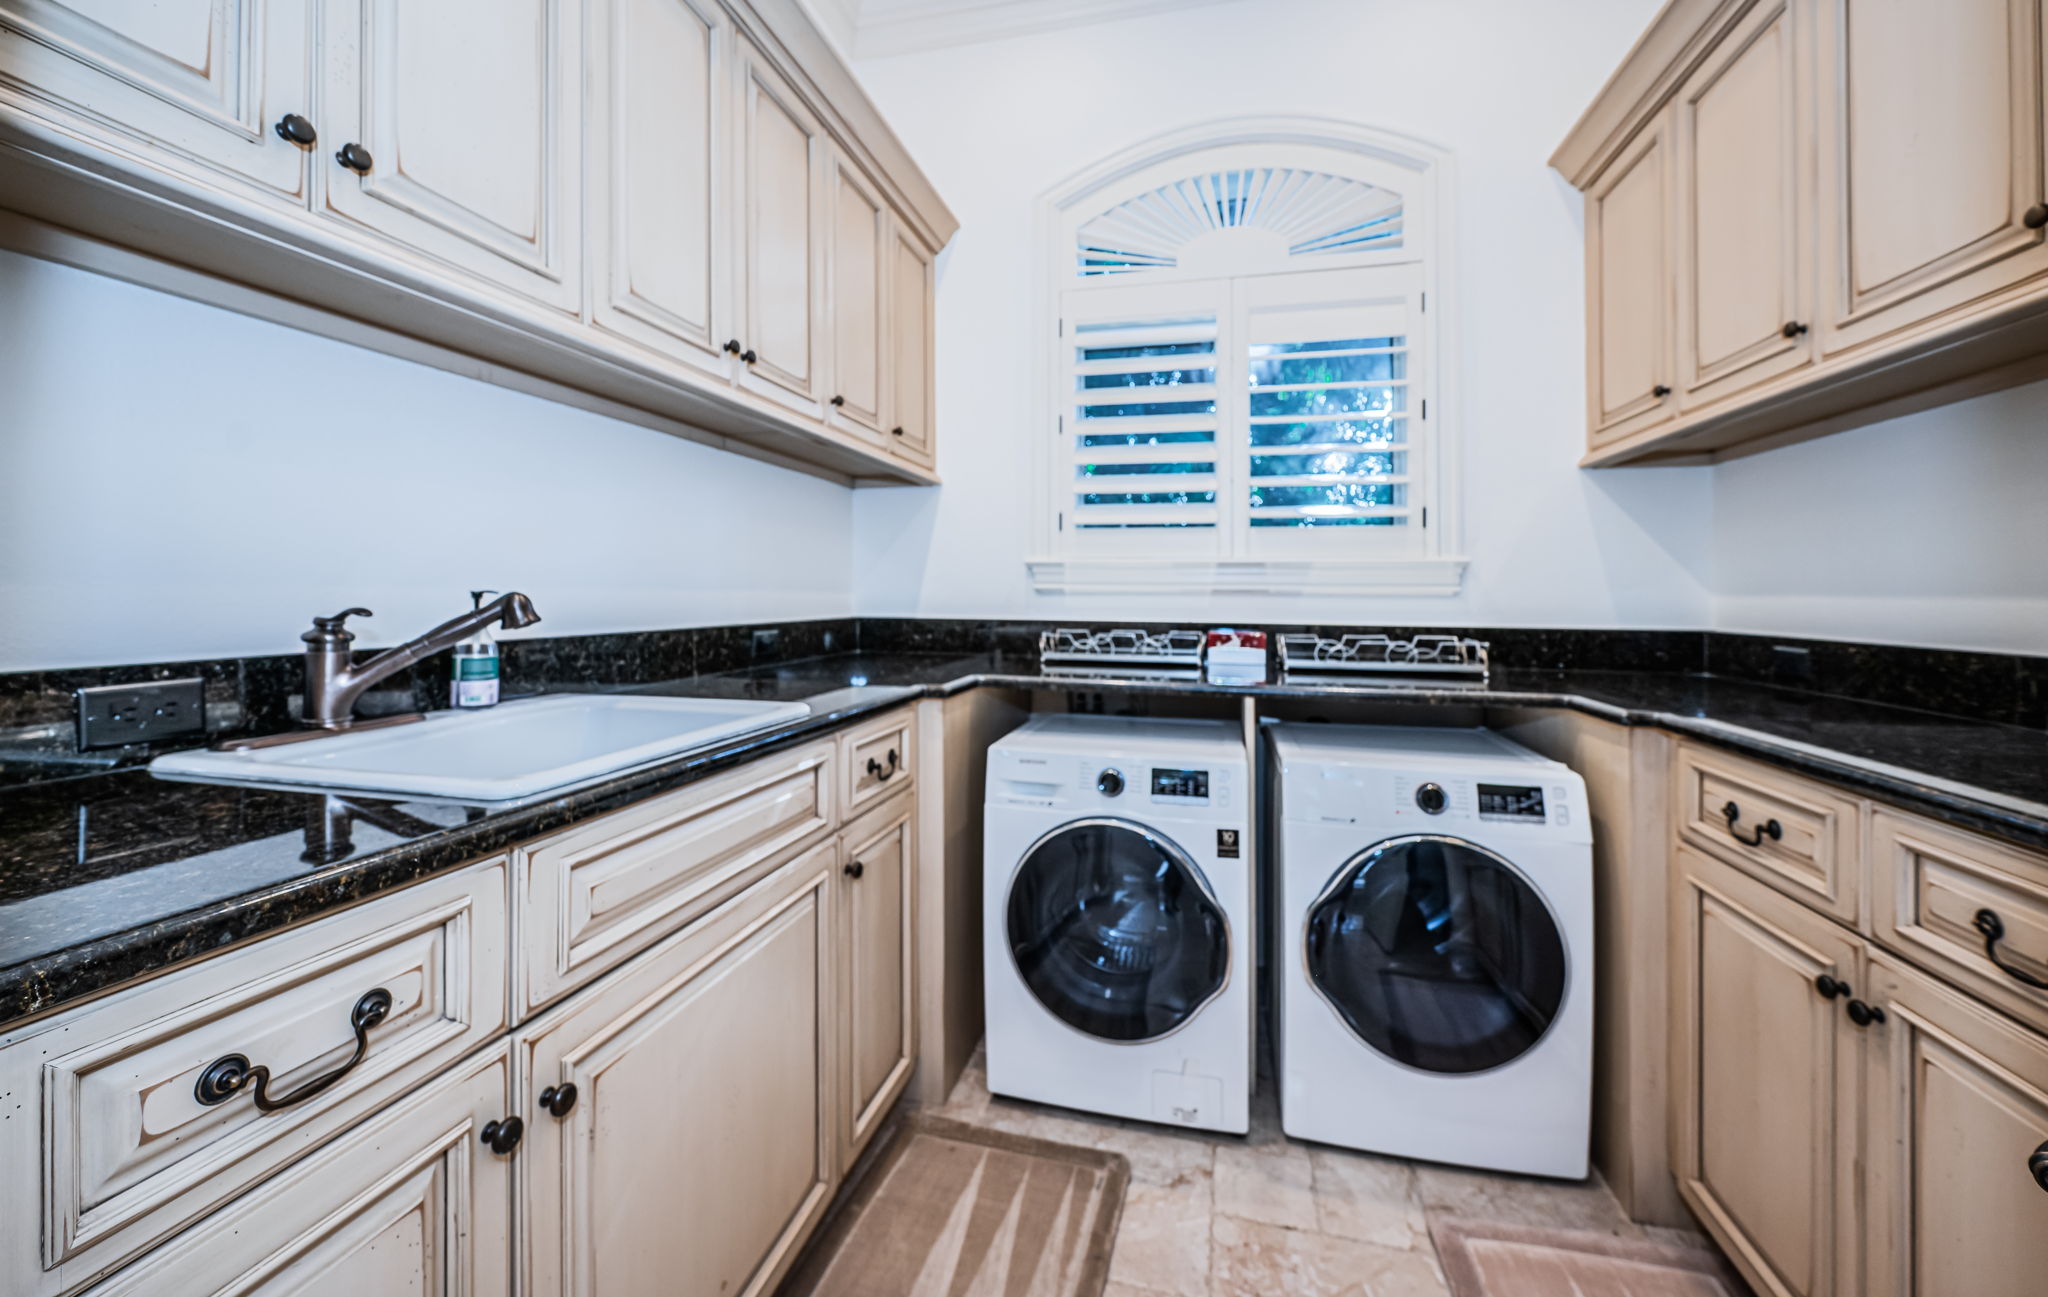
[
  {"left": 518, "top": 838, "right": 841, "bottom": 1297},
  {"left": 1861, "top": 952, "right": 2048, "bottom": 1297},
  {"left": 840, "top": 792, "right": 916, "bottom": 1164},
  {"left": 1672, "top": 846, "right": 1861, "bottom": 1297},
  {"left": 84, "top": 1042, "right": 515, "bottom": 1296},
  {"left": 1674, "top": 843, "right": 2048, "bottom": 1297}
]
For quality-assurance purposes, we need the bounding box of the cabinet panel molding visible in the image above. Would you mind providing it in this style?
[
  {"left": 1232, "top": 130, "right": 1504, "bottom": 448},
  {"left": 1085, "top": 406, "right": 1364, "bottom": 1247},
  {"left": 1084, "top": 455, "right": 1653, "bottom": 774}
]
[
  {"left": 1586, "top": 114, "right": 1675, "bottom": 443},
  {"left": 319, "top": 0, "right": 582, "bottom": 310},
  {"left": 1672, "top": 847, "right": 1861, "bottom": 1297},
  {"left": 0, "top": 859, "right": 507, "bottom": 1297},
  {"left": 839, "top": 792, "right": 915, "bottom": 1162},
  {"left": 82, "top": 1042, "right": 515, "bottom": 1297},
  {"left": 0, "top": 0, "right": 311, "bottom": 197},
  {"left": 588, "top": 0, "right": 731, "bottom": 373},
  {"left": 1862, "top": 952, "right": 2048, "bottom": 1297},
  {"left": 736, "top": 35, "right": 824, "bottom": 410},
  {"left": 519, "top": 840, "right": 839, "bottom": 1297},
  {"left": 1674, "top": 0, "right": 1811, "bottom": 406}
]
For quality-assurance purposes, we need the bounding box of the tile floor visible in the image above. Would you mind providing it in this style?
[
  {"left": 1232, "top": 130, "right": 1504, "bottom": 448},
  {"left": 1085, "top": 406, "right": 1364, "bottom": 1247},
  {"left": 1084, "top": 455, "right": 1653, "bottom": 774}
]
[{"left": 924, "top": 1049, "right": 1717, "bottom": 1297}]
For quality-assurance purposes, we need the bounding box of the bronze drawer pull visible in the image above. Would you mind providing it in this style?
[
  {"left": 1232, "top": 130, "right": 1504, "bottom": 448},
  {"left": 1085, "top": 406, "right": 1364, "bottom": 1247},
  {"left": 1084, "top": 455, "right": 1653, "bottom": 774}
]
[
  {"left": 2030, "top": 1141, "right": 2048, "bottom": 1193},
  {"left": 867, "top": 748, "right": 899, "bottom": 782},
  {"left": 1972, "top": 909, "right": 2048, "bottom": 990},
  {"left": 194, "top": 988, "right": 393, "bottom": 1111},
  {"left": 1846, "top": 998, "right": 1886, "bottom": 1028},
  {"left": 1721, "top": 801, "right": 1782, "bottom": 848}
]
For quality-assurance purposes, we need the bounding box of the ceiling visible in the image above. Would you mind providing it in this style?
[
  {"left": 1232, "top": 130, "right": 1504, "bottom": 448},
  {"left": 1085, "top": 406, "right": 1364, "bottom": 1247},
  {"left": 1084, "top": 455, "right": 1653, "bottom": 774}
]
[{"left": 804, "top": 0, "right": 1242, "bottom": 58}]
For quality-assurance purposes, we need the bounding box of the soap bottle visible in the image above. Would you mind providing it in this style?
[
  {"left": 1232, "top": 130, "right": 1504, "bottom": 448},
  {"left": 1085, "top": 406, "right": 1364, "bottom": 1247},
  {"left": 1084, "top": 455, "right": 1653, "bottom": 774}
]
[{"left": 450, "top": 589, "right": 503, "bottom": 709}]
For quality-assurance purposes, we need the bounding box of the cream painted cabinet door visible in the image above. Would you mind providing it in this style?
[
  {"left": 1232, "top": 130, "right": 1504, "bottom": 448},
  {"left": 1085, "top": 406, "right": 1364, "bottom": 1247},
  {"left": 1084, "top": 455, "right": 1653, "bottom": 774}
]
[
  {"left": 839, "top": 795, "right": 915, "bottom": 1163},
  {"left": 735, "top": 37, "right": 825, "bottom": 412},
  {"left": 587, "top": 0, "right": 731, "bottom": 376},
  {"left": 319, "top": 0, "right": 581, "bottom": 312},
  {"left": 519, "top": 841, "right": 839, "bottom": 1297},
  {"left": 826, "top": 151, "right": 888, "bottom": 440},
  {"left": 1815, "top": 0, "right": 2048, "bottom": 355},
  {"left": 1674, "top": 0, "right": 1812, "bottom": 409},
  {"left": 83, "top": 1043, "right": 514, "bottom": 1297},
  {"left": 1673, "top": 847, "right": 1862, "bottom": 1297},
  {"left": 1861, "top": 951, "right": 2048, "bottom": 1297},
  {"left": 885, "top": 219, "right": 935, "bottom": 466},
  {"left": 1586, "top": 113, "right": 1676, "bottom": 445},
  {"left": 0, "top": 0, "right": 311, "bottom": 199}
]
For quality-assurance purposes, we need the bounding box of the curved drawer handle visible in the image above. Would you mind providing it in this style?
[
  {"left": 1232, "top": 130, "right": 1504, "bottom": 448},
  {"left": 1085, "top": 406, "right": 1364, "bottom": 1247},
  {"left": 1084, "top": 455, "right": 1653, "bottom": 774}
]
[
  {"left": 2030, "top": 1140, "right": 2048, "bottom": 1193},
  {"left": 1973, "top": 909, "right": 2048, "bottom": 990},
  {"left": 1721, "top": 800, "right": 1782, "bottom": 848},
  {"left": 867, "top": 748, "right": 900, "bottom": 782},
  {"left": 194, "top": 988, "right": 393, "bottom": 1111}
]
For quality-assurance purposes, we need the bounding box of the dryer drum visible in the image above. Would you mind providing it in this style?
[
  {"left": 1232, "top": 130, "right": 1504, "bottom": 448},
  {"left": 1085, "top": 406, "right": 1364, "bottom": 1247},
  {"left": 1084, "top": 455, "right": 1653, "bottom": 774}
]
[
  {"left": 1305, "top": 834, "right": 1566, "bottom": 1075},
  {"left": 1007, "top": 818, "right": 1230, "bottom": 1043}
]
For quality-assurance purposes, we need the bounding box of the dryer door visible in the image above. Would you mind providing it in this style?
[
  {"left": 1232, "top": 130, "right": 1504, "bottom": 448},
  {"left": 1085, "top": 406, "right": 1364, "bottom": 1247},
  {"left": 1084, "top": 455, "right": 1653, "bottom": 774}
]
[
  {"left": 1006, "top": 817, "right": 1230, "bottom": 1043},
  {"left": 1304, "top": 833, "right": 1567, "bottom": 1074}
]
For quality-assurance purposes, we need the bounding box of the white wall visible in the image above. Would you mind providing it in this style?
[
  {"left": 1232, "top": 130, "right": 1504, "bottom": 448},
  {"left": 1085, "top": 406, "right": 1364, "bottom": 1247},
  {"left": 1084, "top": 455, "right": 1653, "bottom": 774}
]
[
  {"left": 847, "top": 0, "right": 1716, "bottom": 629},
  {"left": 0, "top": 249, "right": 856, "bottom": 670},
  {"left": 1710, "top": 380, "right": 2048, "bottom": 654}
]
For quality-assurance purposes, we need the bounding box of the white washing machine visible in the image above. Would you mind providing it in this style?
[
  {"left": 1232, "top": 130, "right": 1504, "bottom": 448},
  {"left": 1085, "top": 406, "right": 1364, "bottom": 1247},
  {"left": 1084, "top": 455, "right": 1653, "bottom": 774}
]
[
  {"left": 1270, "top": 724, "right": 1594, "bottom": 1178},
  {"left": 983, "top": 715, "right": 1252, "bottom": 1133}
]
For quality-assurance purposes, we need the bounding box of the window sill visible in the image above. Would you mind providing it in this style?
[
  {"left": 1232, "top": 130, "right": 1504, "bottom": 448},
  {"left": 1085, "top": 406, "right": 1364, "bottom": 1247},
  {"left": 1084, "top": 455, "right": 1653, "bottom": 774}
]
[{"left": 1025, "top": 557, "right": 1468, "bottom": 596}]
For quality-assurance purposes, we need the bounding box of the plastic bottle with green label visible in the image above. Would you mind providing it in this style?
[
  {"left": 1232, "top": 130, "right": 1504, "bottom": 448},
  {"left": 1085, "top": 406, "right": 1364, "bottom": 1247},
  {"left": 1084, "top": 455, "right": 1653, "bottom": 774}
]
[{"left": 451, "top": 589, "right": 502, "bottom": 709}]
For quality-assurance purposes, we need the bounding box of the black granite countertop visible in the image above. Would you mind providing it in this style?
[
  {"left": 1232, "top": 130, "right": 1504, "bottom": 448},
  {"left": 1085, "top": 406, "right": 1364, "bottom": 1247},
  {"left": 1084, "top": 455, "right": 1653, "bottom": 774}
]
[{"left": 3, "top": 652, "right": 2043, "bottom": 1028}]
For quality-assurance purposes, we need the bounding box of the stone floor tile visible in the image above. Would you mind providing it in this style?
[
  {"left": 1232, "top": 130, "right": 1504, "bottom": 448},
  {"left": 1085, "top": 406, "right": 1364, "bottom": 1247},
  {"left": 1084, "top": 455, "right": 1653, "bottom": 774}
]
[
  {"left": 1089, "top": 1120, "right": 1217, "bottom": 1189},
  {"left": 1212, "top": 1138, "right": 1319, "bottom": 1231},
  {"left": 1412, "top": 1161, "right": 1635, "bottom": 1235},
  {"left": 1107, "top": 1169, "right": 1215, "bottom": 1296},
  {"left": 1307, "top": 1146, "right": 1430, "bottom": 1250},
  {"left": 1209, "top": 1214, "right": 1450, "bottom": 1297}
]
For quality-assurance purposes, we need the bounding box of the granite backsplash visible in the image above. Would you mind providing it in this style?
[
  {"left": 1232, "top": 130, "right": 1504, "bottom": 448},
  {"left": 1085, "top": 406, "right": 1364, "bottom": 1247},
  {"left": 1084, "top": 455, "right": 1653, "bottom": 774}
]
[{"left": 1, "top": 618, "right": 2040, "bottom": 788}]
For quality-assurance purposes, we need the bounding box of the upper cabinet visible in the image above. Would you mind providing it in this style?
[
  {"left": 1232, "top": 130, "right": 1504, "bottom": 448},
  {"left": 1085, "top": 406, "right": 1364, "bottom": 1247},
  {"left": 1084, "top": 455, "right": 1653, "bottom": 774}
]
[
  {"left": 1586, "top": 113, "right": 1675, "bottom": 444},
  {"left": 0, "top": 0, "right": 953, "bottom": 485},
  {"left": 318, "top": 0, "right": 583, "bottom": 312},
  {"left": 886, "top": 219, "right": 936, "bottom": 467},
  {"left": 0, "top": 0, "right": 312, "bottom": 200},
  {"left": 1815, "top": 0, "right": 2048, "bottom": 354},
  {"left": 1554, "top": 0, "right": 2048, "bottom": 466},
  {"left": 736, "top": 37, "right": 826, "bottom": 412},
  {"left": 588, "top": 0, "right": 733, "bottom": 377}
]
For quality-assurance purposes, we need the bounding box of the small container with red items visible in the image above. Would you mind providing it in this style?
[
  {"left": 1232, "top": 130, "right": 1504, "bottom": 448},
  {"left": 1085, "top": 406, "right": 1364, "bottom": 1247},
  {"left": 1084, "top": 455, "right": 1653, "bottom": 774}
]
[{"left": 1203, "top": 629, "right": 1269, "bottom": 685}]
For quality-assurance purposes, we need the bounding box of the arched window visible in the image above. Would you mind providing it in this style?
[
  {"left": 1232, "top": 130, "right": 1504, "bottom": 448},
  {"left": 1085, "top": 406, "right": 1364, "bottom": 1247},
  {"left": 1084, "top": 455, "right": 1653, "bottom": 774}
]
[{"left": 1033, "top": 120, "right": 1462, "bottom": 596}]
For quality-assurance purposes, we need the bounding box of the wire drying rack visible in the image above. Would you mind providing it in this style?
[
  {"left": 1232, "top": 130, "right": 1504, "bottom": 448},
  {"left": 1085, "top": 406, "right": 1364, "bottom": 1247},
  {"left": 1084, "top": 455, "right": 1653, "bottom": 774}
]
[
  {"left": 1038, "top": 628, "right": 1206, "bottom": 680},
  {"left": 1277, "top": 633, "right": 1490, "bottom": 682}
]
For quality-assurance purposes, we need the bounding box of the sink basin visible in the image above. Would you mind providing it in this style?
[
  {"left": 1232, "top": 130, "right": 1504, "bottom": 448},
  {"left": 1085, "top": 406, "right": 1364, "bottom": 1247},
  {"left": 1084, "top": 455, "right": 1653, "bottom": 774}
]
[{"left": 150, "top": 694, "right": 811, "bottom": 801}]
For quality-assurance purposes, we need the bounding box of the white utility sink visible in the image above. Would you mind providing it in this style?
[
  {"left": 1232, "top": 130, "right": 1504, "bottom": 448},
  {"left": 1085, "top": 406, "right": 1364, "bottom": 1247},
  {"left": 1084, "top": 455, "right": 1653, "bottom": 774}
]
[{"left": 150, "top": 694, "right": 811, "bottom": 801}]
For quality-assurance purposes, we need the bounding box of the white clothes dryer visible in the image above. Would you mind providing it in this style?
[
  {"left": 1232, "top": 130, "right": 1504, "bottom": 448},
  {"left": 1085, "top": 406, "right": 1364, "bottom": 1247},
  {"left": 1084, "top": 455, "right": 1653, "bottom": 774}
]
[
  {"left": 1269, "top": 724, "right": 1594, "bottom": 1178},
  {"left": 984, "top": 715, "right": 1252, "bottom": 1133}
]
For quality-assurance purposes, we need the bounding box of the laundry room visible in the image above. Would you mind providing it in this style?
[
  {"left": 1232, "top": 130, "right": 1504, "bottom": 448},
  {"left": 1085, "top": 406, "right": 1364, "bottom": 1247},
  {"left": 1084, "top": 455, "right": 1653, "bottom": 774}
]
[{"left": 1, "top": 1, "right": 2044, "bottom": 1296}]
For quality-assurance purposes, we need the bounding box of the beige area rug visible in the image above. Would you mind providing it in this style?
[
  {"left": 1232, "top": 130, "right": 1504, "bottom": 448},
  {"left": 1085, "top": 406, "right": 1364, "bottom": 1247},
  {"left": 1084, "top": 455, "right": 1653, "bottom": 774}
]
[
  {"left": 780, "top": 1113, "right": 1130, "bottom": 1297},
  {"left": 1432, "top": 1218, "right": 1748, "bottom": 1297}
]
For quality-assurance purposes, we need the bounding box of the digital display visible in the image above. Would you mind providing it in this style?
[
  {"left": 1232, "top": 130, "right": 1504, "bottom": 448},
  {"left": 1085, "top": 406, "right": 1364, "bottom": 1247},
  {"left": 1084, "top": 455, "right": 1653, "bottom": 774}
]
[
  {"left": 1478, "top": 783, "right": 1546, "bottom": 820},
  {"left": 1151, "top": 768, "right": 1210, "bottom": 799}
]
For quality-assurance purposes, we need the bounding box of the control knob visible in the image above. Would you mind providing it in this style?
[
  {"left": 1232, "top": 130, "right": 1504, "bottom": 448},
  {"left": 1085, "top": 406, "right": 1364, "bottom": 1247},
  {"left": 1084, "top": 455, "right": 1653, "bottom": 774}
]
[
  {"left": 1097, "top": 768, "right": 1125, "bottom": 797},
  {"left": 1415, "top": 782, "right": 1448, "bottom": 815}
]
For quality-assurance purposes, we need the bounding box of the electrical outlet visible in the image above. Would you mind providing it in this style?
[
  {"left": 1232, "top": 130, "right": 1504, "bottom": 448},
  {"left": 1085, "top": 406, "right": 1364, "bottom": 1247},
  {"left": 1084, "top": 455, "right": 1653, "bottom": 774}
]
[
  {"left": 1770, "top": 644, "right": 1815, "bottom": 684},
  {"left": 77, "top": 678, "right": 206, "bottom": 749},
  {"left": 751, "top": 628, "right": 781, "bottom": 659}
]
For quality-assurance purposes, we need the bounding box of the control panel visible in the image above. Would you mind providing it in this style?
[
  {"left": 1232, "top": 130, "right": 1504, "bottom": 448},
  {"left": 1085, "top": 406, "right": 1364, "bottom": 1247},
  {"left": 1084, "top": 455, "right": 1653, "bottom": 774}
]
[
  {"left": 1292, "top": 765, "right": 1579, "bottom": 834},
  {"left": 985, "top": 748, "right": 1239, "bottom": 819}
]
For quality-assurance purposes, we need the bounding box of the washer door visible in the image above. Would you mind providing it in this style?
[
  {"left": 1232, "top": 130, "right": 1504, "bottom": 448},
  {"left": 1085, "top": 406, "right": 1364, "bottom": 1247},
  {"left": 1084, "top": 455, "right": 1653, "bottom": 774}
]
[
  {"left": 1304, "top": 834, "right": 1566, "bottom": 1075},
  {"left": 1006, "top": 817, "right": 1230, "bottom": 1043}
]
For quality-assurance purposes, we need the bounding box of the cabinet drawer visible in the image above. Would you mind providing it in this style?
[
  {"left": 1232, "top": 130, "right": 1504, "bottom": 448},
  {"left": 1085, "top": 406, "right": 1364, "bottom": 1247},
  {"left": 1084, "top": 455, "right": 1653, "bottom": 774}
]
[
  {"left": 80, "top": 1041, "right": 513, "bottom": 1297},
  {"left": 841, "top": 709, "right": 914, "bottom": 819},
  {"left": 1675, "top": 742, "right": 1859, "bottom": 922},
  {"left": 0, "top": 860, "right": 508, "bottom": 1297},
  {"left": 515, "top": 740, "right": 835, "bottom": 1016},
  {"left": 1871, "top": 809, "right": 2048, "bottom": 1036}
]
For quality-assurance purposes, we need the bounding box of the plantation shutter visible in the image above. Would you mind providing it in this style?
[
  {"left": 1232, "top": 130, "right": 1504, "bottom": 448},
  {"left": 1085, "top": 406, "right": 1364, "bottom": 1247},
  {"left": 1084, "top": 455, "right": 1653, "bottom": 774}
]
[
  {"left": 1060, "top": 282, "right": 1229, "bottom": 532},
  {"left": 1238, "top": 265, "right": 1423, "bottom": 535}
]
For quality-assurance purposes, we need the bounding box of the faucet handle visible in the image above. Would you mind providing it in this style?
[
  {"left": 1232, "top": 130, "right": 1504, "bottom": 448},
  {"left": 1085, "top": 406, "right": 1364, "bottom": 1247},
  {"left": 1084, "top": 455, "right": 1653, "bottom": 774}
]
[{"left": 304, "top": 608, "right": 372, "bottom": 648}]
